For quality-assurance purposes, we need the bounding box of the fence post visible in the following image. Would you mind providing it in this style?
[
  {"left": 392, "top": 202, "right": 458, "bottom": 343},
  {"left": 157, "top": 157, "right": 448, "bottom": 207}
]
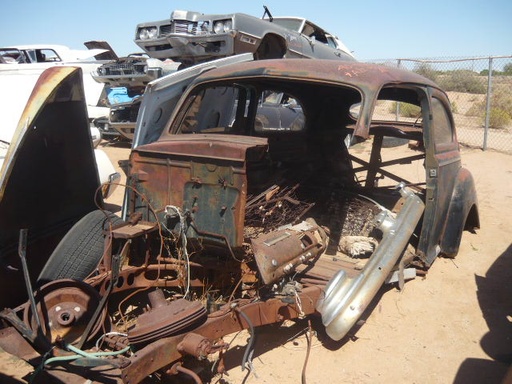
[
  {"left": 395, "top": 59, "right": 402, "bottom": 121},
  {"left": 483, "top": 56, "right": 493, "bottom": 151}
]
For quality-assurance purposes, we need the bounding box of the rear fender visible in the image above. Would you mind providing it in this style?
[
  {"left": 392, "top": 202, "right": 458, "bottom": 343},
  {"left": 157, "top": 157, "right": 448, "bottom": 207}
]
[{"left": 440, "top": 167, "right": 479, "bottom": 257}]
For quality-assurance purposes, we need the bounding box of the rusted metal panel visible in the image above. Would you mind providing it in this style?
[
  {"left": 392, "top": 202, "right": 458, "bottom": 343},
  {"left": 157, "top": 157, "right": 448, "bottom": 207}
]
[{"left": 130, "top": 136, "right": 269, "bottom": 248}]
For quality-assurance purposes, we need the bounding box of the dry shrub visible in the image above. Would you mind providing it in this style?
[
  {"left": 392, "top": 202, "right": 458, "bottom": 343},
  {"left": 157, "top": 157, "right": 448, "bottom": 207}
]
[
  {"left": 489, "top": 108, "right": 511, "bottom": 128},
  {"left": 466, "top": 86, "right": 512, "bottom": 128},
  {"left": 438, "top": 70, "right": 486, "bottom": 94},
  {"left": 388, "top": 102, "right": 421, "bottom": 118}
]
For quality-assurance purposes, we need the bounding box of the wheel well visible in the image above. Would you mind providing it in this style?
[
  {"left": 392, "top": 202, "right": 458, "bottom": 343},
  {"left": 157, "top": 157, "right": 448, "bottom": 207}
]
[
  {"left": 464, "top": 203, "right": 480, "bottom": 233},
  {"left": 255, "top": 34, "right": 287, "bottom": 60}
]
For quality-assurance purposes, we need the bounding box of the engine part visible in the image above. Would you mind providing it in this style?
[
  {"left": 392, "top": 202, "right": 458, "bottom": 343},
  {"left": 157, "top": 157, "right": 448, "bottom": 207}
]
[
  {"left": 127, "top": 289, "right": 207, "bottom": 346},
  {"left": 177, "top": 332, "right": 213, "bottom": 359},
  {"left": 23, "top": 279, "right": 107, "bottom": 345},
  {"left": 251, "top": 220, "right": 325, "bottom": 285}
]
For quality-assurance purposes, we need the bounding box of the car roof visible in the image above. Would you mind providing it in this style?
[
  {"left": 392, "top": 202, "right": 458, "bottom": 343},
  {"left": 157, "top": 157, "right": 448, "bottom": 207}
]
[
  {"left": 2, "top": 44, "right": 107, "bottom": 62},
  {"left": 194, "top": 59, "right": 438, "bottom": 90},
  {"left": 3, "top": 44, "right": 71, "bottom": 51},
  {"left": 189, "top": 59, "right": 442, "bottom": 139}
]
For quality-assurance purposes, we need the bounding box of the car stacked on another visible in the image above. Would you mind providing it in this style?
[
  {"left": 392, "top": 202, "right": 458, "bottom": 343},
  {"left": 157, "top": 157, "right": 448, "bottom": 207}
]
[
  {"left": 135, "top": 7, "right": 355, "bottom": 67},
  {"left": 91, "top": 53, "right": 179, "bottom": 141}
]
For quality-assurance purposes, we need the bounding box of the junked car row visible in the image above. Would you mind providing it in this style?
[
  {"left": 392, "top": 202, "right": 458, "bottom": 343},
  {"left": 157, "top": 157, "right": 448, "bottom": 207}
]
[{"left": 0, "top": 52, "right": 479, "bottom": 383}]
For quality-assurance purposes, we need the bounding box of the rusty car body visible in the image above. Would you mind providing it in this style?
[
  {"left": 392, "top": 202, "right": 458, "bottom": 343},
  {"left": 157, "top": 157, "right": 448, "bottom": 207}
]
[
  {"left": 135, "top": 7, "right": 355, "bottom": 67},
  {"left": 0, "top": 59, "right": 479, "bottom": 383}
]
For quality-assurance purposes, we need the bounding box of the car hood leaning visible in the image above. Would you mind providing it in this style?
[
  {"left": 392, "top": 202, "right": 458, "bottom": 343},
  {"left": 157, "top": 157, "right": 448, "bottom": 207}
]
[{"left": 0, "top": 66, "right": 101, "bottom": 307}]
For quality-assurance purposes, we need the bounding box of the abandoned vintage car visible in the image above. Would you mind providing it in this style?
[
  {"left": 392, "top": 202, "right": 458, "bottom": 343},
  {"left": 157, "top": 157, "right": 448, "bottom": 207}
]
[
  {"left": 0, "top": 43, "right": 116, "bottom": 122},
  {"left": 91, "top": 54, "right": 180, "bottom": 142},
  {"left": 0, "top": 59, "right": 479, "bottom": 383},
  {"left": 135, "top": 7, "right": 355, "bottom": 67}
]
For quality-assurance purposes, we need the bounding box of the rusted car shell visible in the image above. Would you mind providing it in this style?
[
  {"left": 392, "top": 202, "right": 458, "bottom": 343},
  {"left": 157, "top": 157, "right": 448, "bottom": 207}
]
[{"left": 159, "top": 59, "right": 477, "bottom": 261}]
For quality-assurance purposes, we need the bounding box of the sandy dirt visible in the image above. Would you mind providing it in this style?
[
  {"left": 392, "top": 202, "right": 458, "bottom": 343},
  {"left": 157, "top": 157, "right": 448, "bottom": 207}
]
[{"left": 1, "top": 141, "right": 511, "bottom": 384}]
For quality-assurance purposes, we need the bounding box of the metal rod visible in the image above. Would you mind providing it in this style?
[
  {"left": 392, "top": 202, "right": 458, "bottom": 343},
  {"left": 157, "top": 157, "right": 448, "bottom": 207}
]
[
  {"left": 483, "top": 56, "right": 493, "bottom": 151},
  {"left": 18, "top": 229, "right": 42, "bottom": 330}
]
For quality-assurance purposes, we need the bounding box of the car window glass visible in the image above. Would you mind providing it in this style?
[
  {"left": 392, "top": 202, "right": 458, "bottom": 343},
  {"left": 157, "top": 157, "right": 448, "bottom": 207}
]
[
  {"left": 38, "top": 49, "right": 61, "bottom": 62},
  {"left": 179, "top": 86, "right": 240, "bottom": 133},
  {"left": 271, "top": 18, "right": 303, "bottom": 32},
  {"left": 255, "top": 91, "right": 305, "bottom": 132},
  {"left": 326, "top": 36, "right": 338, "bottom": 49},
  {"left": 431, "top": 97, "right": 454, "bottom": 145},
  {"left": 177, "top": 86, "right": 307, "bottom": 135},
  {"left": 0, "top": 49, "right": 25, "bottom": 63}
]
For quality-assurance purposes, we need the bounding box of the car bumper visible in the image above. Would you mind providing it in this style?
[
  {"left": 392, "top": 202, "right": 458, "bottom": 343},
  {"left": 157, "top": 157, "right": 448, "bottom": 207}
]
[
  {"left": 317, "top": 186, "right": 425, "bottom": 341},
  {"left": 136, "top": 33, "right": 236, "bottom": 62},
  {"left": 92, "top": 68, "right": 163, "bottom": 88}
]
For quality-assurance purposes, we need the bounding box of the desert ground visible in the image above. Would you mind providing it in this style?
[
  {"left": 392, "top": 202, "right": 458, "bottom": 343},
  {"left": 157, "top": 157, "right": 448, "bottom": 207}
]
[{"left": 1, "top": 140, "right": 511, "bottom": 384}]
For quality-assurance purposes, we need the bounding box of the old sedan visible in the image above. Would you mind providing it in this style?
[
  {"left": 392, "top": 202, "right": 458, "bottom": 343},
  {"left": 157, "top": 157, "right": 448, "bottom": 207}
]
[
  {"left": 0, "top": 59, "right": 478, "bottom": 383},
  {"left": 135, "top": 7, "right": 355, "bottom": 66}
]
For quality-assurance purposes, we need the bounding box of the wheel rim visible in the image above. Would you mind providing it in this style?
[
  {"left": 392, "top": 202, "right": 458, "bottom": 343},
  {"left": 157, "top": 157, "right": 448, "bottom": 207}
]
[{"left": 23, "top": 279, "right": 108, "bottom": 345}]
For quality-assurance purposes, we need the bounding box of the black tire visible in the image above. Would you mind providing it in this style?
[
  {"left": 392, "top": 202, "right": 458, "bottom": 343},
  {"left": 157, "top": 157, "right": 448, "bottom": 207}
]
[{"left": 37, "top": 210, "right": 123, "bottom": 286}]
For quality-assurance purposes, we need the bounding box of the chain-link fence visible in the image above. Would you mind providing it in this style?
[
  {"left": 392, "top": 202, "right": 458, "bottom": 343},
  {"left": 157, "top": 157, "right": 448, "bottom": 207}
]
[{"left": 367, "top": 56, "right": 512, "bottom": 154}]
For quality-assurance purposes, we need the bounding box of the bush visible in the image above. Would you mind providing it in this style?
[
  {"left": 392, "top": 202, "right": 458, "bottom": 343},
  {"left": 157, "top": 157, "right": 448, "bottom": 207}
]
[
  {"left": 490, "top": 87, "right": 512, "bottom": 113},
  {"left": 488, "top": 108, "right": 511, "bottom": 129},
  {"left": 438, "top": 70, "right": 486, "bottom": 94},
  {"left": 503, "top": 63, "right": 512, "bottom": 76},
  {"left": 466, "top": 102, "right": 483, "bottom": 117},
  {"left": 451, "top": 101, "right": 458, "bottom": 114},
  {"left": 388, "top": 102, "right": 421, "bottom": 118},
  {"left": 465, "top": 88, "right": 512, "bottom": 128},
  {"left": 414, "top": 63, "right": 438, "bottom": 82}
]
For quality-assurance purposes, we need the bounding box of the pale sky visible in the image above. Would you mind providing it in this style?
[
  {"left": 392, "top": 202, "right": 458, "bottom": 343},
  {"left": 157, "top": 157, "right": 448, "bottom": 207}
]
[{"left": 1, "top": 0, "right": 510, "bottom": 60}]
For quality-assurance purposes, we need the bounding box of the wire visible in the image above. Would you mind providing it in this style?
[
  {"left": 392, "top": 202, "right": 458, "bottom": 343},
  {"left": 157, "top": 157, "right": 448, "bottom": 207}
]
[
  {"left": 301, "top": 320, "right": 313, "bottom": 384},
  {"left": 165, "top": 205, "right": 191, "bottom": 298},
  {"left": 233, "top": 306, "right": 256, "bottom": 372},
  {"left": 95, "top": 331, "right": 128, "bottom": 350},
  {"left": 40, "top": 344, "right": 131, "bottom": 366},
  {"left": 95, "top": 181, "right": 175, "bottom": 325}
]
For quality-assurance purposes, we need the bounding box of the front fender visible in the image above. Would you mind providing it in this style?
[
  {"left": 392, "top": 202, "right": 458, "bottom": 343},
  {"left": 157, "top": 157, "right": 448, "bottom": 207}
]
[{"left": 440, "top": 167, "right": 479, "bottom": 257}]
